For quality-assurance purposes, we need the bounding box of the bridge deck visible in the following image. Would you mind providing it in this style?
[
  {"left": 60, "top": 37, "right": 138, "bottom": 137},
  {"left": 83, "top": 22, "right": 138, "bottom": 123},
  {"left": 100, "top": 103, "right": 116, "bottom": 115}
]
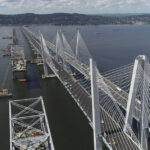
[
  {"left": 22, "top": 27, "right": 142, "bottom": 121},
  {"left": 51, "top": 58, "right": 140, "bottom": 150},
  {"left": 45, "top": 36, "right": 148, "bottom": 122}
]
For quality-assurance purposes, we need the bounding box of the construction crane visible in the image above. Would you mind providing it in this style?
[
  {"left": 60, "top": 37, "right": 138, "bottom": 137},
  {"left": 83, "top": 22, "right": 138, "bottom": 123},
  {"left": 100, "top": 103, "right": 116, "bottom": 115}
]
[{"left": 0, "top": 59, "right": 12, "bottom": 97}]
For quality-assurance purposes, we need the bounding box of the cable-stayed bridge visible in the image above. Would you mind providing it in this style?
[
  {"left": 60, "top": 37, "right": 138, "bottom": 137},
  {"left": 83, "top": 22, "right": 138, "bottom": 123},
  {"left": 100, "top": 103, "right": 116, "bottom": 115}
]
[{"left": 22, "top": 27, "right": 150, "bottom": 150}]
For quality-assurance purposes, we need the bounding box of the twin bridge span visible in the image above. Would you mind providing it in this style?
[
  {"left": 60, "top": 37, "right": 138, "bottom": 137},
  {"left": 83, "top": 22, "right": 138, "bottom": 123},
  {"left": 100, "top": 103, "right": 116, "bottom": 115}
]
[{"left": 22, "top": 27, "right": 150, "bottom": 150}]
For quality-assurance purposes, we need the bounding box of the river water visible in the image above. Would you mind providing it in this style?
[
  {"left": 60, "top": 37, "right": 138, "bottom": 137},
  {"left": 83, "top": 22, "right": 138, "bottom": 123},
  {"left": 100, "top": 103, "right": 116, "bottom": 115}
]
[{"left": 0, "top": 25, "right": 150, "bottom": 150}]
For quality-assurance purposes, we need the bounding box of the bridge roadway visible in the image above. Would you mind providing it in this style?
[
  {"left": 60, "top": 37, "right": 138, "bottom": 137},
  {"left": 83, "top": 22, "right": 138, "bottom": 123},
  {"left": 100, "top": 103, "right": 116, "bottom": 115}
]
[
  {"left": 51, "top": 58, "right": 140, "bottom": 150},
  {"left": 45, "top": 36, "right": 147, "bottom": 122},
  {"left": 22, "top": 27, "right": 150, "bottom": 123},
  {"left": 22, "top": 28, "right": 141, "bottom": 150}
]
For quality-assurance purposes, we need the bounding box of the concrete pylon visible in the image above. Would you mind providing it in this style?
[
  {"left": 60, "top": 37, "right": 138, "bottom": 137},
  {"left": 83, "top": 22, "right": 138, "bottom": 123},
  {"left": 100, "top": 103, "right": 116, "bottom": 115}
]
[{"left": 90, "top": 58, "right": 102, "bottom": 150}]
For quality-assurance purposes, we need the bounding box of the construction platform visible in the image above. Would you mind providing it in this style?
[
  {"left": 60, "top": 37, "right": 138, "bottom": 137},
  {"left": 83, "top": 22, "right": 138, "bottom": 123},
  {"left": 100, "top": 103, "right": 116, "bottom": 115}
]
[
  {"left": 11, "top": 45, "right": 27, "bottom": 72},
  {"left": 9, "top": 96, "right": 55, "bottom": 150}
]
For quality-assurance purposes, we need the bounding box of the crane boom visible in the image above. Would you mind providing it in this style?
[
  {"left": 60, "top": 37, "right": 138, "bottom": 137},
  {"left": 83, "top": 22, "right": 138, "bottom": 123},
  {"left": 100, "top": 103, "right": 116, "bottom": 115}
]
[{"left": 1, "top": 59, "right": 11, "bottom": 89}]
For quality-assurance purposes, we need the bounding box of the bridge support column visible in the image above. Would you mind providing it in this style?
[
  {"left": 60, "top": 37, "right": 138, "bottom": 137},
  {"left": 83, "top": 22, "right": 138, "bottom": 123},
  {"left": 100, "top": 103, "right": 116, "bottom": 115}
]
[
  {"left": 40, "top": 34, "right": 49, "bottom": 78},
  {"left": 124, "top": 56, "right": 139, "bottom": 133},
  {"left": 140, "top": 56, "right": 149, "bottom": 150},
  {"left": 42, "top": 55, "right": 49, "bottom": 77},
  {"left": 90, "top": 58, "right": 102, "bottom": 150},
  {"left": 75, "top": 30, "right": 79, "bottom": 60},
  {"left": 58, "top": 30, "right": 71, "bottom": 73},
  {"left": 56, "top": 31, "right": 59, "bottom": 61},
  {"left": 124, "top": 55, "right": 149, "bottom": 150}
]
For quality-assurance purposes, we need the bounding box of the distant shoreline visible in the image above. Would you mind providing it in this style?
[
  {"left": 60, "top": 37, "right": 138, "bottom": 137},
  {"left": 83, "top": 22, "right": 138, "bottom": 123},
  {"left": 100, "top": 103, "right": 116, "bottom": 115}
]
[
  {"left": 0, "top": 23, "right": 149, "bottom": 26},
  {"left": 0, "top": 13, "right": 150, "bottom": 25}
]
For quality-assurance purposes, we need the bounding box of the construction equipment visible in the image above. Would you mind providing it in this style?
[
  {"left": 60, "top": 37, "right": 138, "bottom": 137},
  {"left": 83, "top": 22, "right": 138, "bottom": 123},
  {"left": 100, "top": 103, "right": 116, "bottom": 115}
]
[{"left": 0, "top": 59, "right": 12, "bottom": 97}]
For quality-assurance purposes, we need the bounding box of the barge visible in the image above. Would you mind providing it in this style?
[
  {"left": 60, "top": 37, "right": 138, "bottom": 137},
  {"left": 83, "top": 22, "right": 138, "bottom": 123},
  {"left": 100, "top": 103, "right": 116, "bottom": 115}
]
[{"left": 0, "top": 89, "right": 12, "bottom": 97}]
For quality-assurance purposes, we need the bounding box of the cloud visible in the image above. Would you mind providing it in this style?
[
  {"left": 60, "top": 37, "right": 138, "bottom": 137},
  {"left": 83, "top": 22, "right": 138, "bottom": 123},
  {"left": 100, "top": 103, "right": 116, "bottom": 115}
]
[
  {"left": 0, "top": 0, "right": 149, "bottom": 14},
  {"left": 83, "top": 0, "right": 150, "bottom": 13},
  {"left": 0, "top": 0, "right": 24, "bottom": 9}
]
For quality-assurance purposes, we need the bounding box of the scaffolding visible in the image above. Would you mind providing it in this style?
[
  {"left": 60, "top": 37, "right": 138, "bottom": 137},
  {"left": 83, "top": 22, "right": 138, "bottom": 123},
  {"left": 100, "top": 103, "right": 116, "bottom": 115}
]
[
  {"left": 11, "top": 45, "right": 26, "bottom": 72},
  {"left": 9, "top": 96, "right": 55, "bottom": 150}
]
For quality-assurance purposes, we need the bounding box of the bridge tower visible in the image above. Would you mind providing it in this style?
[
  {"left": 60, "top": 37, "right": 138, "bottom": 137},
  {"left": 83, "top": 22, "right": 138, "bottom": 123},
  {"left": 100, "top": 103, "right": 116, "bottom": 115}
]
[
  {"left": 55, "top": 30, "right": 70, "bottom": 72},
  {"left": 124, "top": 55, "right": 149, "bottom": 150},
  {"left": 75, "top": 29, "right": 79, "bottom": 59},
  {"left": 56, "top": 30, "right": 59, "bottom": 61},
  {"left": 40, "top": 34, "right": 49, "bottom": 78},
  {"left": 90, "top": 58, "right": 102, "bottom": 150}
]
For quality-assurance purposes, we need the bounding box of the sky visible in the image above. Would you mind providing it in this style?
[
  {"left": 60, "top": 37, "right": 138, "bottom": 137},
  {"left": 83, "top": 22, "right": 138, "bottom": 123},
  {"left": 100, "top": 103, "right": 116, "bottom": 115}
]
[{"left": 0, "top": 0, "right": 150, "bottom": 14}]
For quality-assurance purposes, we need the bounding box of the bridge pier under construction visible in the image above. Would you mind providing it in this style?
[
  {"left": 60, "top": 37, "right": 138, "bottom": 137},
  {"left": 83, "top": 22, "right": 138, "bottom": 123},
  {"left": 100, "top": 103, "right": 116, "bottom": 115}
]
[{"left": 11, "top": 45, "right": 27, "bottom": 80}]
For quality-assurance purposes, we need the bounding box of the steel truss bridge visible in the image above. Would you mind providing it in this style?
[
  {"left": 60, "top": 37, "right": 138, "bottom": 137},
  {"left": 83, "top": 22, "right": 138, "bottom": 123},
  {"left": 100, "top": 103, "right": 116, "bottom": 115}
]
[
  {"left": 22, "top": 26, "right": 150, "bottom": 150},
  {"left": 9, "top": 96, "right": 55, "bottom": 150}
]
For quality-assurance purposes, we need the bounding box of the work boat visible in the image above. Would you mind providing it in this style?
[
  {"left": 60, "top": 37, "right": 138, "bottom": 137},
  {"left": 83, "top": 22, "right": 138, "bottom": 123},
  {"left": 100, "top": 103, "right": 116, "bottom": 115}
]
[{"left": 0, "top": 89, "right": 12, "bottom": 97}]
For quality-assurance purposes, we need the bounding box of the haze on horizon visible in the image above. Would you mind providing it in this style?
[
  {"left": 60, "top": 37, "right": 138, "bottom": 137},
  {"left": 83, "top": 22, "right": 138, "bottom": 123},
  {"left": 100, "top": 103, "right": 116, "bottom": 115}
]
[{"left": 0, "top": 0, "right": 150, "bottom": 15}]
